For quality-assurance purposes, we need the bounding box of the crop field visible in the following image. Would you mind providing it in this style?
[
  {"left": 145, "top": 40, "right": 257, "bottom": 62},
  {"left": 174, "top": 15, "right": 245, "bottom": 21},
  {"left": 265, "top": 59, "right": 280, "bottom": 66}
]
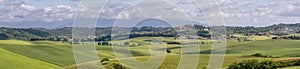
[
  {"left": 0, "top": 37, "right": 300, "bottom": 69},
  {"left": 0, "top": 48, "right": 61, "bottom": 69},
  {"left": 0, "top": 40, "right": 75, "bottom": 66}
]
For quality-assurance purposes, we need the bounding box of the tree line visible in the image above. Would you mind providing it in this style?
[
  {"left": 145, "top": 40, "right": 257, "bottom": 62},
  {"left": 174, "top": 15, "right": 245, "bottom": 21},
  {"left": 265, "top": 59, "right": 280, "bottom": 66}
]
[{"left": 1, "top": 23, "right": 300, "bottom": 41}]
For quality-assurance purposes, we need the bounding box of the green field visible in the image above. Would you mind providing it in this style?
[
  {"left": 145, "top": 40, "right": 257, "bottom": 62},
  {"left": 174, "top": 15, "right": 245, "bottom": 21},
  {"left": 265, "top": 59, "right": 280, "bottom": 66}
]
[
  {"left": 0, "top": 40, "right": 75, "bottom": 66},
  {"left": 0, "top": 48, "right": 61, "bottom": 69},
  {"left": 1, "top": 37, "right": 300, "bottom": 69},
  {"left": 281, "top": 66, "right": 300, "bottom": 69},
  {"left": 0, "top": 40, "right": 35, "bottom": 45}
]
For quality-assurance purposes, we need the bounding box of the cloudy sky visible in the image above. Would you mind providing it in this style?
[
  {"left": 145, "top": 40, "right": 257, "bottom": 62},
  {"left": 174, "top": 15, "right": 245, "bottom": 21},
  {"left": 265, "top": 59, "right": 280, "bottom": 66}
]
[{"left": 0, "top": 0, "right": 300, "bottom": 28}]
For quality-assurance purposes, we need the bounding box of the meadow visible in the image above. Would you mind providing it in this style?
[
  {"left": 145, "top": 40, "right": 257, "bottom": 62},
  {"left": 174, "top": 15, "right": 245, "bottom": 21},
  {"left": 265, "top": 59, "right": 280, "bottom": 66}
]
[
  {"left": 1, "top": 37, "right": 300, "bottom": 69},
  {"left": 0, "top": 48, "right": 61, "bottom": 69}
]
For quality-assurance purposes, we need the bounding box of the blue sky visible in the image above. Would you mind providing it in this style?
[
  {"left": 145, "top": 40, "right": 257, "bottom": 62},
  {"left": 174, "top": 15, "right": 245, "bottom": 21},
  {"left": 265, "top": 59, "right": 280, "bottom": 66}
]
[{"left": 0, "top": 0, "right": 300, "bottom": 28}]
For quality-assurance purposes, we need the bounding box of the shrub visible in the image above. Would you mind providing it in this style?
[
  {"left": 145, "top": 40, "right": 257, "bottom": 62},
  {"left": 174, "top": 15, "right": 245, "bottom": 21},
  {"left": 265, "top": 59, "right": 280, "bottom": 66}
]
[
  {"left": 228, "top": 59, "right": 277, "bottom": 69},
  {"left": 112, "top": 63, "right": 126, "bottom": 69},
  {"left": 228, "top": 59, "right": 300, "bottom": 69},
  {"left": 101, "top": 58, "right": 110, "bottom": 62},
  {"left": 100, "top": 58, "right": 110, "bottom": 65},
  {"left": 251, "top": 53, "right": 264, "bottom": 57},
  {"left": 249, "top": 53, "right": 279, "bottom": 58},
  {"left": 166, "top": 49, "right": 171, "bottom": 53}
]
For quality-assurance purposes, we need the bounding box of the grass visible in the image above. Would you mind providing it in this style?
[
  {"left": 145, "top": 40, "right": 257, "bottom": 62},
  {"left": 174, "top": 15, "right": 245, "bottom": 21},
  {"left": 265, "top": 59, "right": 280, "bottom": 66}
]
[
  {"left": 224, "top": 40, "right": 300, "bottom": 57},
  {"left": 110, "top": 54, "right": 259, "bottom": 69},
  {"left": 31, "top": 41, "right": 70, "bottom": 45},
  {"left": 0, "top": 48, "right": 61, "bottom": 69},
  {"left": 98, "top": 38, "right": 300, "bottom": 69},
  {"left": 1, "top": 37, "right": 300, "bottom": 69},
  {"left": 0, "top": 43, "right": 75, "bottom": 66},
  {"left": 0, "top": 40, "right": 34, "bottom": 45},
  {"left": 249, "top": 35, "right": 273, "bottom": 40},
  {"left": 230, "top": 34, "right": 273, "bottom": 41},
  {"left": 281, "top": 66, "right": 300, "bottom": 69}
]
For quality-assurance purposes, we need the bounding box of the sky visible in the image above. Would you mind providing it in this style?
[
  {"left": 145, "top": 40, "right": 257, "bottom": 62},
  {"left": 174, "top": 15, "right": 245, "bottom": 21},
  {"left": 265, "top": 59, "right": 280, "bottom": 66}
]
[{"left": 0, "top": 0, "right": 300, "bottom": 28}]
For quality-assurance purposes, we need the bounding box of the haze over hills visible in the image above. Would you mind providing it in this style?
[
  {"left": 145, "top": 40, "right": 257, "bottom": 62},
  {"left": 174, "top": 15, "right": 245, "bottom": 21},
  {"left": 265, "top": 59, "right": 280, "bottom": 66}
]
[{"left": 1, "top": 23, "right": 300, "bottom": 40}]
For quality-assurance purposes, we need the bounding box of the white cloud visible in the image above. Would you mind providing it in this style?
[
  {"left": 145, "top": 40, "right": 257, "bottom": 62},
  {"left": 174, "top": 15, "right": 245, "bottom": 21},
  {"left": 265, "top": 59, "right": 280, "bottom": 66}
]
[
  {"left": 211, "top": 0, "right": 300, "bottom": 26},
  {"left": 0, "top": 0, "right": 4, "bottom": 3},
  {"left": 19, "top": 4, "right": 36, "bottom": 11}
]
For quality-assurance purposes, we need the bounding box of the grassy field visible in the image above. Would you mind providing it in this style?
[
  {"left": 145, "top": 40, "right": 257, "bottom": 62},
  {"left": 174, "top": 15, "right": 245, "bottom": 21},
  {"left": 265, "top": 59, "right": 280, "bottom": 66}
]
[
  {"left": 281, "top": 66, "right": 300, "bottom": 69},
  {"left": 224, "top": 40, "right": 300, "bottom": 57},
  {"left": 0, "top": 40, "right": 75, "bottom": 66},
  {"left": 1, "top": 37, "right": 300, "bottom": 69},
  {"left": 248, "top": 35, "right": 273, "bottom": 41},
  {"left": 231, "top": 34, "right": 274, "bottom": 41},
  {"left": 0, "top": 40, "right": 35, "bottom": 45},
  {"left": 0, "top": 48, "right": 61, "bottom": 69}
]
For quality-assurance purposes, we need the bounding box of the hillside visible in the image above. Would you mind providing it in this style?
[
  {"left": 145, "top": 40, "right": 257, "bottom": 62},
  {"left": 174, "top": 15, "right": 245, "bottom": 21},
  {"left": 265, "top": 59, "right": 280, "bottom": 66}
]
[
  {"left": 0, "top": 37, "right": 300, "bottom": 69},
  {"left": 0, "top": 28, "right": 52, "bottom": 40},
  {"left": 1, "top": 23, "right": 300, "bottom": 41},
  {"left": 227, "top": 23, "right": 300, "bottom": 35},
  {"left": 0, "top": 48, "right": 61, "bottom": 69}
]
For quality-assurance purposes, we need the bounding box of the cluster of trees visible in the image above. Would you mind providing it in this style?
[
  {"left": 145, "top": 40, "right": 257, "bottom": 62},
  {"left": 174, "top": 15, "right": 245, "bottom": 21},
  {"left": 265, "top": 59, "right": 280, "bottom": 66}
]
[
  {"left": 94, "top": 25, "right": 210, "bottom": 41},
  {"left": 0, "top": 28, "right": 71, "bottom": 42},
  {"left": 237, "top": 37, "right": 250, "bottom": 42},
  {"left": 227, "top": 23, "right": 300, "bottom": 36},
  {"left": 0, "top": 28, "right": 51, "bottom": 40},
  {"left": 100, "top": 58, "right": 127, "bottom": 69},
  {"left": 65, "top": 58, "right": 127, "bottom": 69},
  {"left": 272, "top": 36, "right": 300, "bottom": 40},
  {"left": 0, "top": 34, "right": 14, "bottom": 40},
  {"left": 227, "top": 35, "right": 251, "bottom": 42},
  {"left": 248, "top": 53, "right": 279, "bottom": 58},
  {"left": 29, "top": 37, "right": 69, "bottom": 42},
  {"left": 2, "top": 23, "right": 300, "bottom": 41},
  {"left": 0, "top": 24, "right": 211, "bottom": 40},
  {"left": 97, "top": 41, "right": 142, "bottom": 46},
  {"left": 98, "top": 41, "right": 111, "bottom": 46},
  {"left": 228, "top": 59, "right": 300, "bottom": 69}
]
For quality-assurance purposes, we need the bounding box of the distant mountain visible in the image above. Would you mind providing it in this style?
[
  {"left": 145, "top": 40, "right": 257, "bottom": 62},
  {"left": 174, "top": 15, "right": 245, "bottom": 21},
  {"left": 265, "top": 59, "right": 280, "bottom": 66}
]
[
  {"left": 0, "top": 24, "right": 208, "bottom": 40},
  {"left": 226, "top": 23, "right": 300, "bottom": 35},
  {"left": 0, "top": 20, "right": 73, "bottom": 29},
  {"left": 0, "top": 28, "right": 52, "bottom": 40}
]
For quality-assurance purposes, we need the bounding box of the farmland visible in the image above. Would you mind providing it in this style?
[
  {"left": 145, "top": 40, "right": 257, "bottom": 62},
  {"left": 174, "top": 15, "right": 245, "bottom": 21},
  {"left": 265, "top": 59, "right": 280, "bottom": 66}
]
[
  {"left": 0, "top": 48, "right": 61, "bottom": 69},
  {"left": 0, "top": 37, "right": 300, "bottom": 69}
]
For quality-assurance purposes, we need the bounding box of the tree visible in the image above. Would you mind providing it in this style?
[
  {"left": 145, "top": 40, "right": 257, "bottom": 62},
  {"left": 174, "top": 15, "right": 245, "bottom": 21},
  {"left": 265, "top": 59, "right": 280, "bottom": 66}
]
[
  {"left": 102, "top": 41, "right": 109, "bottom": 46},
  {"left": 100, "top": 58, "right": 110, "bottom": 65},
  {"left": 228, "top": 59, "right": 261, "bottom": 69},
  {"left": 166, "top": 49, "right": 171, "bottom": 53},
  {"left": 228, "top": 59, "right": 286, "bottom": 69},
  {"left": 62, "top": 38, "right": 69, "bottom": 43},
  {"left": 197, "top": 30, "right": 211, "bottom": 38},
  {"left": 101, "top": 58, "right": 110, "bottom": 62},
  {"left": 111, "top": 63, "right": 126, "bottom": 69},
  {"left": 48, "top": 36, "right": 57, "bottom": 41},
  {"left": 0, "top": 34, "right": 10, "bottom": 40},
  {"left": 272, "top": 37, "right": 278, "bottom": 39},
  {"left": 201, "top": 42, "right": 205, "bottom": 44},
  {"left": 98, "top": 42, "right": 102, "bottom": 45},
  {"left": 124, "top": 42, "right": 129, "bottom": 46}
]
